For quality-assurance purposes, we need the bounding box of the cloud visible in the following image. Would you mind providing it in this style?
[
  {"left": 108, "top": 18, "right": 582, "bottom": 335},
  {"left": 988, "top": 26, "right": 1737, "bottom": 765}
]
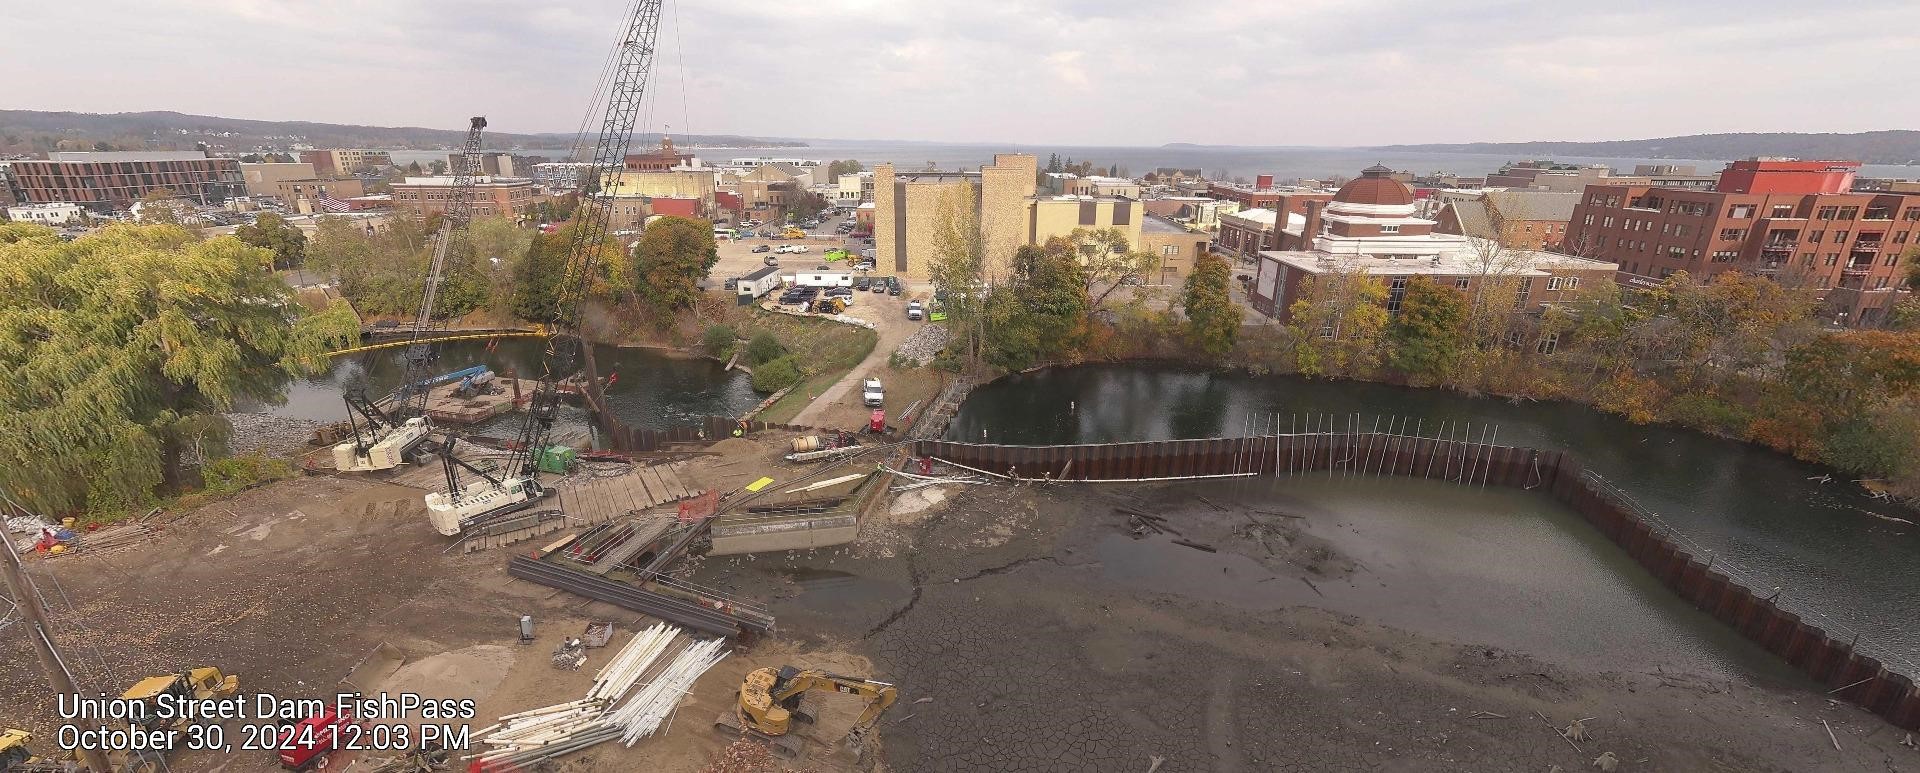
[{"left": 2, "top": 0, "right": 1917, "bottom": 146}]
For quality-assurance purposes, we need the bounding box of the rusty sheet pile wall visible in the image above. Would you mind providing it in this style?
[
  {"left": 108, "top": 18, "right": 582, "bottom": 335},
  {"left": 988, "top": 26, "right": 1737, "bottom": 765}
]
[{"left": 911, "top": 433, "right": 1920, "bottom": 732}]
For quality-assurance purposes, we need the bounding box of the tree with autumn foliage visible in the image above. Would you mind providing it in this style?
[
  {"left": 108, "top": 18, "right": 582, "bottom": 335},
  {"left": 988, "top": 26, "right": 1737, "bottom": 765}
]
[
  {"left": 0, "top": 222, "right": 358, "bottom": 515},
  {"left": 1287, "top": 267, "right": 1388, "bottom": 377}
]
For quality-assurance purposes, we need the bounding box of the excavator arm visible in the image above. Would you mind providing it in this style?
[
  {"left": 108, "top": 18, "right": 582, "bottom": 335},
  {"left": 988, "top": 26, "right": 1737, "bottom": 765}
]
[{"left": 739, "top": 666, "right": 896, "bottom": 756}]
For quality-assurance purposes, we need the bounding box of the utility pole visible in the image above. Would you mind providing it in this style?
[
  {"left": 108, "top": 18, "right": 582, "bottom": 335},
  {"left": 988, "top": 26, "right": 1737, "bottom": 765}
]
[{"left": 1, "top": 530, "right": 114, "bottom": 773}]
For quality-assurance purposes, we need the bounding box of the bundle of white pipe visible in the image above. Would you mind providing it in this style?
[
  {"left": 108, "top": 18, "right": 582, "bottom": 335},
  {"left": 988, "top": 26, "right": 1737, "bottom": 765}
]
[
  {"left": 604, "top": 637, "right": 731, "bottom": 746},
  {"left": 587, "top": 623, "right": 680, "bottom": 704},
  {"left": 464, "top": 623, "right": 685, "bottom": 765}
]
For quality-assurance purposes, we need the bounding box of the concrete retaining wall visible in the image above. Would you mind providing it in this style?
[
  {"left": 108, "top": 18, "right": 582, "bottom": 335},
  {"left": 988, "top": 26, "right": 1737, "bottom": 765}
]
[{"left": 912, "top": 434, "right": 1920, "bottom": 732}]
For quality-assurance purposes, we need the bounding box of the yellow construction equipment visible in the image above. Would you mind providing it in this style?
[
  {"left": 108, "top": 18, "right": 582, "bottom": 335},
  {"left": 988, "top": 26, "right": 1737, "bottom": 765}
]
[
  {"left": 723, "top": 666, "right": 896, "bottom": 758},
  {"left": 781, "top": 227, "right": 806, "bottom": 239},
  {"left": 0, "top": 729, "right": 76, "bottom": 773},
  {"left": 122, "top": 668, "right": 240, "bottom": 732}
]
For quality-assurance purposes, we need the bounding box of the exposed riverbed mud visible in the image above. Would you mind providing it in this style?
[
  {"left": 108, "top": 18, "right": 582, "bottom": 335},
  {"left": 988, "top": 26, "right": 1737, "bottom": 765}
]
[{"left": 698, "top": 478, "right": 1920, "bottom": 772}]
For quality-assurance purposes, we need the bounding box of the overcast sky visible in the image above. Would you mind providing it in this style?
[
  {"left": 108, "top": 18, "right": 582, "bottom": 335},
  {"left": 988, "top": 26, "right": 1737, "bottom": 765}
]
[{"left": 6, "top": 0, "right": 1918, "bottom": 147}]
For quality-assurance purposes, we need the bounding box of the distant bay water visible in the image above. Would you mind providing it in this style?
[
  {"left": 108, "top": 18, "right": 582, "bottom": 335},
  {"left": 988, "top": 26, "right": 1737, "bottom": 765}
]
[{"left": 384, "top": 141, "right": 1917, "bottom": 181}]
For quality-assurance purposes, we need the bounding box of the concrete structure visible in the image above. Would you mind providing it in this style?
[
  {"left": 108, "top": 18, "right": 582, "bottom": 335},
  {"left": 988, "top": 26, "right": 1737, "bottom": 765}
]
[
  {"left": 832, "top": 172, "right": 873, "bottom": 206},
  {"left": 239, "top": 162, "right": 318, "bottom": 197},
  {"left": 1043, "top": 173, "right": 1141, "bottom": 199},
  {"left": 1434, "top": 190, "right": 1581, "bottom": 251},
  {"left": 531, "top": 162, "right": 613, "bottom": 193},
  {"left": 1565, "top": 158, "right": 1919, "bottom": 326},
  {"left": 450, "top": 153, "right": 548, "bottom": 178},
  {"left": 1139, "top": 214, "right": 1211, "bottom": 283},
  {"left": 1249, "top": 166, "right": 1618, "bottom": 322},
  {"left": 6, "top": 202, "right": 83, "bottom": 225},
  {"left": 9, "top": 151, "right": 244, "bottom": 211},
  {"left": 274, "top": 177, "right": 366, "bottom": 212},
  {"left": 299, "top": 149, "right": 393, "bottom": 176},
  {"left": 390, "top": 176, "right": 536, "bottom": 218}
]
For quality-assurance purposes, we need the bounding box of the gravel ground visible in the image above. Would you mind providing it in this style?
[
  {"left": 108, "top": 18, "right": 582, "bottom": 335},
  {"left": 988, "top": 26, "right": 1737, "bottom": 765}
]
[
  {"left": 223, "top": 412, "right": 327, "bottom": 457},
  {"left": 892, "top": 325, "right": 951, "bottom": 366}
]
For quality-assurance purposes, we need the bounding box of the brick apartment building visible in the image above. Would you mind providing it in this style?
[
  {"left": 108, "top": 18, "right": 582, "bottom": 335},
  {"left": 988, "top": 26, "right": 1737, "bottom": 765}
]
[
  {"left": 1205, "top": 175, "right": 1330, "bottom": 209},
  {"left": 1213, "top": 192, "right": 1336, "bottom": 262},
  {"left": 623, "top": 137, "right": 695, "bottom": 172},
  {"left": 1563, "top": 158, "right": 1920, "bottom": 325},
  {"left": 390, "top": 176, "right": 536, "bottom": 218},
  {"left": 1434, "top": 190, "right": 1580, "bottom": 251},
  {"left": 9, "top": 151, "right": 245, "bottom": 211}
]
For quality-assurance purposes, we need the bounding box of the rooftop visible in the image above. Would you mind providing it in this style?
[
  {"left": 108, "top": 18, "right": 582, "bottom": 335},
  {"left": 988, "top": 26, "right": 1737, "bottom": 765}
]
[
  {"left": 396, "top": 176, "right": 532, "bottom": 186},
  {"left": 1261, "top": 243, "right": 1617, "bottom": 277},
  {"left": 42, "top": 150, "right": 219, "bottom": 163},
  {"left": 1142, "top": 214, "right": 1187, "bottom": 234}
]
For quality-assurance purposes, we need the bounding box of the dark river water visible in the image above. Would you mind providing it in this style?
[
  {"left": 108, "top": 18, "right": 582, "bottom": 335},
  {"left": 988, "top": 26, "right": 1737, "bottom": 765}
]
[
  {"left": 947, "top": 364, "right": 1920, "bottom": 675},
  {"left": 239, "top": 338, "right": 759, "bottom": 442}
]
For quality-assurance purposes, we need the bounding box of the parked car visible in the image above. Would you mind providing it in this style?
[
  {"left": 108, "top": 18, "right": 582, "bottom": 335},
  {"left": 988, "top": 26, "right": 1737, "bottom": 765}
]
[
  {"left": 870, "top": 278, "right": 888, "bottom": 293},
  {"left": 853, "top": 276, "right": 872, "bottom": 290},
  {"left": 764, "top": 255, "right": 780, "bottom": 267},
  {"left": 888, "top": 283, "right": 903, "bottom": 296},
  {"left": 774, "top": 244, "right": 800, "bottom": 254},
  {"left": 862, "top": 377, "right": 885, "bottom": 407},
  {"left": 751, "top": 244, "right": 771, "bottom": 253},
  {"left": 906, "top": 300, "right": 925, "bottom": 321},
  {"left": 825, "top": 286, "right": 854, "bottom": 300},
  {"left": 791, "top": 245, "right": 810, "bottom": 253},
  {"left": 853, "top": 259, "right": 876, "bottom": 272}
]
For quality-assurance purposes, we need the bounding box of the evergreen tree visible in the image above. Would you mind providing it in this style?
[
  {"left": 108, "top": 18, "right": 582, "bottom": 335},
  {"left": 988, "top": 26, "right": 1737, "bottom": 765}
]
[{"left": 1181, "top": 253, "right": 1238, "bottom": 358}]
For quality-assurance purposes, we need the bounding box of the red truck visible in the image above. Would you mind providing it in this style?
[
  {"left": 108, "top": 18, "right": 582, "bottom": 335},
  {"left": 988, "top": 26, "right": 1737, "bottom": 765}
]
[{"left": 277, "top": 707, "right": 356, "bottom": 770}]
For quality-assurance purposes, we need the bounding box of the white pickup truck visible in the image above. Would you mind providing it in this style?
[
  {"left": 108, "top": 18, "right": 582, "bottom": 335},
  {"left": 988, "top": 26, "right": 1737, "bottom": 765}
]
[{"left": 861, "top": 377, "right": 884, "bottom": 407}]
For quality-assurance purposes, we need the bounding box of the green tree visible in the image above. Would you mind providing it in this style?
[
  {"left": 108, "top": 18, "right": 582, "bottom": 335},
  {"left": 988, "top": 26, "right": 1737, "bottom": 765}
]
[
  {"left": 1287, "top": 267, "right": 1388, "bottom": 377},
  {"left": 751, "top": 356, "right": 802, "bottom": 393},
  {"left": 460, "top": 216, "right": 535, "bottom": 314},
  {"left": 234, "top": 212, "right": 308, "bottom": 270},
  {"left": 1385, "top": 277, "right": 1469, "bottom": 386},
  {"left": 745, "top": 331, "right": 784, "bottom": 365},
  {"left": 982, "top": 240, "right": 1090, "bottom": 370},
  {"left": 0, "top": 223, "right": 357, "bottom": 514},
  {"left": 701, "top": 324, "right": 737, "bottom": 353},
  {"left": 1181, "top": 252, "right": 1238, "bottom": 359},
  {"left": 632, "top": 216, "right": 718, "bottom": 313},
  {"left": 511, "top": 229, "right": 569, "bottom": 323},
  {"left": 428, "top": 159, "right": 448, "bottom": 175},
  {"left": 240, "top": 153, "right": 264, "bottom": 163},
  {"left": 826, "top": 159, "right": 865, "bottom": 178},
  {"left": 928, "top": 185, "right": 987, "bottom": 360}
]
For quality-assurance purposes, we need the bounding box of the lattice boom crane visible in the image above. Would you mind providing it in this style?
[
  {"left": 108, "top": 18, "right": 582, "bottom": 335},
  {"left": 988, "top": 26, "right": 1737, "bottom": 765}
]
[{"left": 425, "top": 4, "right": 664, "bottom": 536}]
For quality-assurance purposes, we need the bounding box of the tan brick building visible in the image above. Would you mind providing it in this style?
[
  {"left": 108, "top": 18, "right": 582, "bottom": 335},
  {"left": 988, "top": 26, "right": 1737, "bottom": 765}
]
[
  {"left": 240, "top": 162, "right": 318, "bottom": 197},
  {"left": 1139, "top": 215, "right": 1211, "bottom": 283},
  {"left": 299, "top": 149, "right": 392, "bottom": 176}
]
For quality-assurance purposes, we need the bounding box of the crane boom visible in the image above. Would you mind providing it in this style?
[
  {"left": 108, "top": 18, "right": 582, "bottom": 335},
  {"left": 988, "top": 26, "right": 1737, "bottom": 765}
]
[
  {"left": 424, "top": 1, "right": 663, "bottom": 534},
  {"left": 334, "top": 116, "right": 487, "bottom": 476},
  {"left": 396, "top": 116, "right": 490, "bottom": 418}
]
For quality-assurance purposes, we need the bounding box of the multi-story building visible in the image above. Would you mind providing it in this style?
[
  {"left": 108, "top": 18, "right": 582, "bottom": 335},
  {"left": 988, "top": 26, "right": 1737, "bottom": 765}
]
[
  {"left": 1041, "top": 174, "right": 1142, "bottom": 199},
  {"left": 1212, "top": 191, "right": 1336, "bottom": 261},
  {"left": 875, "top": 153, "right": 1059, "bottom": 281},
  {"left": 9, "top": 151, "right": 244, "bottom": 211},
  {"left": 274, "top": 178, "right": 367, "bottom": 213},
  {"left": 390, "top": 176, "right": 536, "bottom": 219},
  {"left": 1206, "top": 175, "right": 1314, "bottom": 209},
  {"left": 1434, "top": 190, "right": 1580, "bottom": 251},
  {"left": 1140, "top": 214, "right": 1211, "bottom": 283},
  {"left": 6, "top": 202, "right": 83, "bottom": 225},
  {"left": 832, "top": 173, "right": 874, "bottom": 207},
  {"left": 603, "top": 168, "right": 717, "bottom": 216},
  {"left": 0, "top": 162, "right": 21, "bottom": 208},
  {"left": 449, "top": 153, "right": 549, "bottom": 178},
  {"left": 239, "top": 162, "right": 318, "bottom": 197},
  {"left": 1563, "top": 158, "right": 1920, "bottom": 325},
  {"left": 531, "top": 162, "right": 615, "bottom": 193},
  {"left": 1250, "top": 166, "right": 1618, "bottom": 323},
  {"left": 299, "top": 149, "right": 393, "bottom": 176}
]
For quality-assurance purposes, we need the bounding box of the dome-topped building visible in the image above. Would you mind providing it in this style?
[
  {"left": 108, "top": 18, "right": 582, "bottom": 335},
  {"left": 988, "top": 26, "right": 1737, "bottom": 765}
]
[{"left": 1247, "top": 165, "right": 1621, "bottom": 324}]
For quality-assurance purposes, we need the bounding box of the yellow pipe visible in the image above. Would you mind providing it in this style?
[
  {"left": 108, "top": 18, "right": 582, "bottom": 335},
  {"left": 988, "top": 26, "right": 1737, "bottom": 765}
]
[{"left": 319, "top": 330, "right": 549, "bottom": 358}]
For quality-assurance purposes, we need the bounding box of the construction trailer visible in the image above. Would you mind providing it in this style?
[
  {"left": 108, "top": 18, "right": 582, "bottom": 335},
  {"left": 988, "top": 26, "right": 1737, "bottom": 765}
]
[
  {"left": 736, "top": 265, "right": 782, "bottom": 304},
  {"left": 792, "top": 271, "right": 852, "bottom": 288}
]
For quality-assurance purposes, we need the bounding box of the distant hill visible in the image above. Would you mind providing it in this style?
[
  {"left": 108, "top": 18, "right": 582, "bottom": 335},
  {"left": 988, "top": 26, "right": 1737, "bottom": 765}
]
[
  {"left": 0, "top": 109, "right": 805, "bottom": 155},
  {"left": 1373, "top": 131, "right": 1920, "bottom": 166}
]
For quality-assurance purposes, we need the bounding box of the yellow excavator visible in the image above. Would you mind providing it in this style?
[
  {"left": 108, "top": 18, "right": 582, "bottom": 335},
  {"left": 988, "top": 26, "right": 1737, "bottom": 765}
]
[
  {"left": 1, "top": 729, "right": 78, "bottom": 773},
  {"left": 719, "top": 666, "right": 897, "bottom": 758}
]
